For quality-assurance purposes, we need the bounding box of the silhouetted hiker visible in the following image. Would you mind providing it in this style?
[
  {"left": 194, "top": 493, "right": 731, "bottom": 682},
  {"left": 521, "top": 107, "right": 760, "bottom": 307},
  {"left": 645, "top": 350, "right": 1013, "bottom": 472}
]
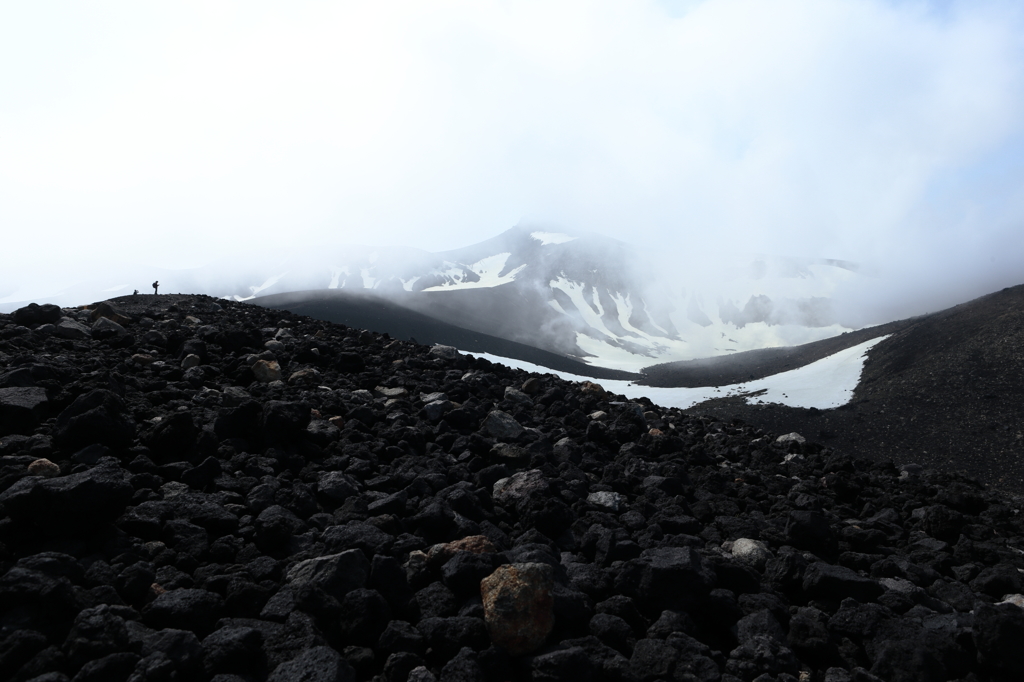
[
  {"left": 152, "top": 281, "right": 159, "bottom": 295},
  {"left": 133, "top": 289, "right": 139, "bottom": 296}
]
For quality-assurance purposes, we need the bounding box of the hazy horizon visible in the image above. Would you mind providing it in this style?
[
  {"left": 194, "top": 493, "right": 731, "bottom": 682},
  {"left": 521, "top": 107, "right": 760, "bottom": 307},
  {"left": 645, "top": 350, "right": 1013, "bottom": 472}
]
[{"left": 3, "top": 1, "right": 1024, "bottom": 324}]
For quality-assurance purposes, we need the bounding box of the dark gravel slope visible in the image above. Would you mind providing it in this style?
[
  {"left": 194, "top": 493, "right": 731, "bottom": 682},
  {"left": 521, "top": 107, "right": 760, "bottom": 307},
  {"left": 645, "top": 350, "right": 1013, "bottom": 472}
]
[
  {"left": 1, "top": 294, "right": 1023, "bottom": 682},
  {"left": 682, "top": 284, "right": 1024, "bottom": 494},
  {"left": 256, "top": 290, "right": 639, "bottom": 382},
  {"left": 641, "top": 319, "right": 912, "bottom": 388}
]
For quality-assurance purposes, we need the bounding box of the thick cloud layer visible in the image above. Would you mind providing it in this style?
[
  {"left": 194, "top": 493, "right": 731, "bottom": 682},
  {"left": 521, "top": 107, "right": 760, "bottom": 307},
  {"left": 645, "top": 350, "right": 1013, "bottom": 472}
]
[{"left": 2, "top": 0, "right": 1023, "bottom": 320}]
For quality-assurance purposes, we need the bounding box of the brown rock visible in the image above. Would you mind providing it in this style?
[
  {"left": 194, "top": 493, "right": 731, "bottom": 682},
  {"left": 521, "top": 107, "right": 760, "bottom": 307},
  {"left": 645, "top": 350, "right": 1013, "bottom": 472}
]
[
  {"left": 27, "top": 458, "right": 60, "bottom": 478},
  {"left": 580, "top": 381, "right": 606, "bottom": 395},
  {"left": 328, "top": 416, "right": 345, "bottom": 429},
  {"left": 426, "top": 535, "right": 497, "bottom": 566},
  {"left": 131, "top": 354, "right": 155, "bottom": 366},
  {"left": 288, "top": 368, "right": 321, "bottom": 385},
  {"left": 253, "top": 360, "right": 283, "bottom": 383},
  {"left": 521, "top": 378, "right": 541, "bottom": 395},
  {"left": 480, "top": 562, "right": 554, "bottom": 656}
]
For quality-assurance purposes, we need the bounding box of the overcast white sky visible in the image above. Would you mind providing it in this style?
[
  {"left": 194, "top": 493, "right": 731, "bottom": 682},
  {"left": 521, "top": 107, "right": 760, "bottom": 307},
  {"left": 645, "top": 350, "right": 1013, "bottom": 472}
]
[{"left": 2, "top": 0, "right": 1024, "bottom": 310}]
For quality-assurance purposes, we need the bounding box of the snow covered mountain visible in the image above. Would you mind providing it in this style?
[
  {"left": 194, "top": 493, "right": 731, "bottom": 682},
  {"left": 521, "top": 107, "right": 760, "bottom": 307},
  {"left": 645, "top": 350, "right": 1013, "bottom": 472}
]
[
  {"left": 0, "top": 225, "right": 870, "bottom": 372},
  {"left": 235, "top": 226, "right": 870, "bottom": 372}
]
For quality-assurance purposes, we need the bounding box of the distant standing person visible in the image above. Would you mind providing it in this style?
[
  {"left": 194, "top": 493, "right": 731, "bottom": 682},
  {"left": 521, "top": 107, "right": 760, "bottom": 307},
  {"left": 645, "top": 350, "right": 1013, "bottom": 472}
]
[{"left": 152, "top": 281, "right": 159, "bottom": 295}]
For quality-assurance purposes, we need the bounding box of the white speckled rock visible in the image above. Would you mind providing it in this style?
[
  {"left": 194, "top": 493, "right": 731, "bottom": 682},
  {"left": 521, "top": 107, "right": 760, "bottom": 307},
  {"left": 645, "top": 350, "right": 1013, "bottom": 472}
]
[
  {"left": 731, "top": 538, "right": 772, "bottom": 570},
  {"left": 587, "top": 491, "right": 626, "bottom": 512}
]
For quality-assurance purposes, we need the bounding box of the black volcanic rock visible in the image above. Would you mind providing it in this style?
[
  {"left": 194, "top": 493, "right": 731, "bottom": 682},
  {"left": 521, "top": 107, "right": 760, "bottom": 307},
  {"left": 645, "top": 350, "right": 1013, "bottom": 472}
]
[
  {"left": 0, "top": 459, "right": 133, "bottom": 533},
  {"left": 0, "top": 386, "right": 49, "bottom": 436},
  {"left": 52, "top": 389, "right": 135, "bottom": 452},
  {"left": 0, "top": 292, "right": 1022, "bottom": 682},
  {"left": 12, "top": 302, "right": 62, "bottom": 326}
]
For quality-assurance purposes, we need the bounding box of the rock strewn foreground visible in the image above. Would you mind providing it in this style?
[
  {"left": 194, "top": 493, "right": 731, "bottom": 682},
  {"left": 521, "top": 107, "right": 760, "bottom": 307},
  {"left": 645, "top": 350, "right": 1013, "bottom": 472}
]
[{"left": 1, "top": 294, "right": 1023, "bottom": 682}]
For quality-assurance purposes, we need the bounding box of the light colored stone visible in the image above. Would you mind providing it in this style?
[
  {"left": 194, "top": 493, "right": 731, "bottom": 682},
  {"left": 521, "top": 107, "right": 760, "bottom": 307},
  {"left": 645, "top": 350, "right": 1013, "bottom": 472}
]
[
  {"left": 421, "top": 399, "right": 453, "bottom": 422},
  {"left": 587, "top": 491, "right": 626, "bottom": 512},
  {"left": 504, "top": 386, "right": 531, "bottom": 404},
  {"left": 491, "top": 443, "right": 530, "bottom": 465},
  {"left": 998, "top": 594, "right": 1024, "bottom": 609},
  {"left": 407, "top": 666, "right": 437, "bottom": 682},
  {"left": 91, "top": 317, "right": 125, "bottom": 338},
  {"left": 552, "top": 437, "right": 577, "bottom": 461},
  {"left": 264, "top": 339, "right": 286, "bottom": 352},
  {"left": 131, "top": 354, "right": 155, "bottom": 366},
  {"left": 880, "top": 577, "right": 920, "bottom": 595},
  {"left": 288, "top": 368, "right": 321, "bottom": 385},
  {"left": 252, "top": 359, "right": 283, "bottom": 383},
  {"left": 429, "top": 344, "right": 460, "bottom": 360},
  {"left": 481, "top": 563, "right": 555, "bottom": 656},
  {"left": 493, "top": 470, "right": 548, "bottom": 506},
  {"left": 375, "top": 386, "right": 409, "bottom": 398},
  {"left": 54, "top": 318, "right": 92, "bottom": 340},
  {"left": 181, "top": 354, "right": 201, "bottom": 369},
  {"left": 483, "top": 410, "right": 524, "bottom": 440},
  {"left": 776, "top": 432, "right": 806, "bottom": 445},
  {"left": 731, "top": 538, "right": 772, "bottom": 570}
]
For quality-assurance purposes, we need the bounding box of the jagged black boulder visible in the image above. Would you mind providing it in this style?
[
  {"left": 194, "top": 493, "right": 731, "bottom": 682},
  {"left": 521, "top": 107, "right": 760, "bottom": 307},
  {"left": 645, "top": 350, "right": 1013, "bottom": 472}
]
[
  {"left": 0, "top": 460, "right": 132, "bottom": 533},
  {"left": 52, "top": 389, "right": 135, "bottom": 452},
  {"left": 12, "top": 303, "right": 62, "bottom": 326},
  {"left": 0, "top": 386, "right": 49, "bottom": 436}
]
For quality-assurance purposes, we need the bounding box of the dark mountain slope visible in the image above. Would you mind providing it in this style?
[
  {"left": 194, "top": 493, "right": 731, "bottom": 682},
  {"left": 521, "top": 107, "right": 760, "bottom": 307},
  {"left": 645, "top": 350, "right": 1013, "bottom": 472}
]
[
  {"left": 256, "top": 289, "right": 640, "bottom": 382},
  {"left": 641, "top": 317, "right": 914, "bottom": 387},
  {"left": 683, "top": 284, "right": 1024, "bottom": 492}
]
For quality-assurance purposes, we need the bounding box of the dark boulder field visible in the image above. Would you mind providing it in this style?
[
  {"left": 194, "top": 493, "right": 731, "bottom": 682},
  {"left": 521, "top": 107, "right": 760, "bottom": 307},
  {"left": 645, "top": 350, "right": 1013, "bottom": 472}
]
[{"left": 1, "top": 293, "right": 1023, "bottom": 682}]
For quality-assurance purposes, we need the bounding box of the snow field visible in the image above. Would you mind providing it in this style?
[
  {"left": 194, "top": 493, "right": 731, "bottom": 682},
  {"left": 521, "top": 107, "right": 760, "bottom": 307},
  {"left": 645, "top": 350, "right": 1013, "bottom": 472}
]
[{"left": 461, "top": 335, "right": 889, "bottom": 411}]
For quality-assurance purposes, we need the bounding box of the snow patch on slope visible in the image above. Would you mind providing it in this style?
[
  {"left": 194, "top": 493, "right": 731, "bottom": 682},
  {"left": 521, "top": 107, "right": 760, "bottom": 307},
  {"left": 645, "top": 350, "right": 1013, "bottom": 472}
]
[
  {"left": 234, "top": 272, "right": 286, "bottom": 301},
  {"left": 531, "top": 232, "right": 577, "bottom": 245},
  {"left": 550, "top": 277, "right": 615, "bottom": 338},
  {"left": 361, "top": 268, "right": 378, "bottom": 289},
  {"left": 463, "top": 335, "right": 888, "bottom": 411},
  {"left": 328, "top": 268, "right": 345, "bottom": 289},
  {"left": 422, "top": 253, "right": 526, "bottom": 291}
]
